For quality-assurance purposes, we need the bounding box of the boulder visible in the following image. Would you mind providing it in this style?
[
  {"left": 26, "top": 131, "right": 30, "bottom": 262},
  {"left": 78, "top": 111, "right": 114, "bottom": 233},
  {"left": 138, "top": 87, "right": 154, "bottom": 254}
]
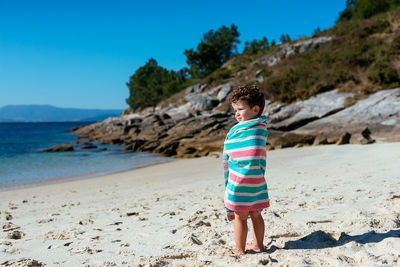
[
  {"left": 185, "top": 94, "right": 220, "bottom": 111},
  {"left": 215, "top": 82, "right": 234, "bottom": 101},
  {"left": 269, "top": 89, "right": 353, "bottom": 131},
  {"left": 336, "top": 132, "right": 351, "bottom": 145},
  {"left": 294, "top": 88, "right": 400, "bottom": 141},
  {"left": 270, "top": 132, "right": 315, "bottom": 148},
  {"left": 40, "top": 144, "right": 74, "bottom": 152},
  {"left": 185, "top": 83, "right": 207, "bottom": 95}
]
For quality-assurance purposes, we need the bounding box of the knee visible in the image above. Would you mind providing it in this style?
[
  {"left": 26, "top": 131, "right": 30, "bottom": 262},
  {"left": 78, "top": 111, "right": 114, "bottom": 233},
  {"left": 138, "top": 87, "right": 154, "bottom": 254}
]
[
  {"left": 234, "top": 211, "right": 249, "bottom": 221},
  {"left": 249, "top": 210, "right": 262, "bottom": 220}
]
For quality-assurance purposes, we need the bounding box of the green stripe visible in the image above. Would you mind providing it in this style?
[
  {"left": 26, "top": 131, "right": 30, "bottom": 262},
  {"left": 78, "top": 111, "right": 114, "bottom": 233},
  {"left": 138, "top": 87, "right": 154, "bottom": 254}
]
[
  {"left": 226, "top": 192, "right": 269, "bottom": 203},
  {"left": 227, "top": 183, "right": 267, "bottom": 193}
]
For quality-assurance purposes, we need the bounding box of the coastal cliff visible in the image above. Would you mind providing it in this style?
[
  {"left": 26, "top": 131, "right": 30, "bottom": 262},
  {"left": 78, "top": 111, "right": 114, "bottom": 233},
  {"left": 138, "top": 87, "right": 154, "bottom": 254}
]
[
  {"left": 71, "top": 86, "right": 400, "bottom": 157},
  {"left": 71, "top": 10, "right": 400, "bottom": 157}
]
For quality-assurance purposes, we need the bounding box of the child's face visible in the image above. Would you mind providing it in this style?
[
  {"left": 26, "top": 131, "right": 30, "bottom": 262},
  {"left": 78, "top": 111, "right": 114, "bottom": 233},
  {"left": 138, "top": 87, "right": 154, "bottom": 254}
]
[{"left": 232, "top": 100, "right": 260, "bottom": 122}]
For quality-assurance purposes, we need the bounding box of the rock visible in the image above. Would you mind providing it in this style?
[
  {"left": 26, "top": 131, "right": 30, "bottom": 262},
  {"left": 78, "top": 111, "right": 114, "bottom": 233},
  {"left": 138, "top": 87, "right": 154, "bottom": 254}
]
[
  {"left": 156, "top": 140, "right": 180, "bottom": 156},
  {"left": 313, "top": 136, "right": 330, "bottom": 145},
  {"left": 269, "top": 89, "right": 353, "bottom": 131},
  {"left": 360, "top": 136, "right": 376, "bottom": 145},
  {"left": 190, "top": 234, "right": 203, "bottom": 245},
  {"left": 160, "top": 113, "right": 171, "bottom": 120},
  {"left": 121, "top": 107, "right": 133, "bottom": 116},
  {"left": 336, "top": 132, "right": 351, "bottom": 145},
  {"left": 215, "top": 82, "right": 234, "bottom": 101},
  {"left": 185, "top": 94, "right": 220, "bottom": 111},
  {"left": 123, "top": 139, "right": 147, "bottom": 152},
  {"left": 185, "top": 83, "right": 207, "bottom": 95},
  {"left": 3, "top": 222, "right": 19, "bottom": 231},
  {"left": 252, "top": 36, "right": 332, "bottom": 67},
  {"left": 361, "top": 127, "right": 371, "bottom": 139},
  {"left": 1, "top": 259, "right": 45, "bottom": 267},
  {"left": 80, "top": 145, "right": 97, "bottom": 149},
  {"left": 359, "top": 127, "right": 376, "bottom": 144},
  {"left": 8, "top": 230, "right": 24, "bottom": 239},
  {"left": 40, "top": 144, "right": 74, "bottom": 152},
  {"left": 294, "top": 88, "right": 400, "bottom": 142},
  {"left": 255, "top": 76, "right": 264, "bottom": 83},
  {"left": 79, "top": 219, "right": 94, "bottom": 225},
  {"left": 263, "top": 102, "right": 285, "bottom": 117},
  {"left": 271, "top": 132, "right": 315, "bottom": 148}
]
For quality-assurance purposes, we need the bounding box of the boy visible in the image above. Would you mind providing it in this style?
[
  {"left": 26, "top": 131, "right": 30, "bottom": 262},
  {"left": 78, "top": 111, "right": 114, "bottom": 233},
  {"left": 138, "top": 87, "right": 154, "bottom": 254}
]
[{"left": 223, "top": 85, "right": 269, "bottom": 254}]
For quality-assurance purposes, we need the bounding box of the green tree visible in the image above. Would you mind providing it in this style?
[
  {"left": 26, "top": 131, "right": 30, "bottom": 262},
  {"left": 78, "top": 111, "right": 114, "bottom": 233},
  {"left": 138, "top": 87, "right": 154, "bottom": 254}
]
[
  {"left": 126, "top": 59, "right": 187, "bottom": 110},
  {"left": 354, "top": 0, "right": 390, "bottom": 19},
  {"left": 184, "top": 24, "right": 240, "bottom": 78},
  {"left": 337, "top": 0, "right": 400, "bottom": 23},
  {"left": 244, "top": 37, "right": 270, "bottom": 55},
  {"left": 280, "top": 33, "right": 291, "bottom": 44}
]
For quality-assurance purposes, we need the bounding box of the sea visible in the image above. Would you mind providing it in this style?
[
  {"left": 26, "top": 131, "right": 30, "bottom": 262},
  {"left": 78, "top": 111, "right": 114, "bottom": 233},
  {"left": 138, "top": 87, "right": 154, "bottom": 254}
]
[{"left": 0, "top": 122, "right": 170, "bottom": 190}]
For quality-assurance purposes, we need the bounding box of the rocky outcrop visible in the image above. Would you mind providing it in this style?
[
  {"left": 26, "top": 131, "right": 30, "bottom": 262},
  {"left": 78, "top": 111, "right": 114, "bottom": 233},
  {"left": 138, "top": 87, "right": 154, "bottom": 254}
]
[
  {"left": 70, "top": 88, "right": 400, "bottom": 157},
  {"left": 293, "top": 88, "right": 400, "bottom": 141},
  {"left": 39, "top": 145, "right": 74, "bottom": 152},
  {"left": 269, "top": 89, "right": 354, "bottom": 131},
  {"left": 252, "top": 36, "right": 332, "bottom": 67},
  {"left": 73, "top": 112, "right": 236, "bottom": 157}
]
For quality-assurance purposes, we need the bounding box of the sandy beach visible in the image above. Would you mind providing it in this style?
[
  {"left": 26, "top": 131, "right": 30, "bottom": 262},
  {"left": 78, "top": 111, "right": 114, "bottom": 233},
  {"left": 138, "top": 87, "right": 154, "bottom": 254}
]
[{"left": 1, "top": 143, "right": 400, "bottom": 266}]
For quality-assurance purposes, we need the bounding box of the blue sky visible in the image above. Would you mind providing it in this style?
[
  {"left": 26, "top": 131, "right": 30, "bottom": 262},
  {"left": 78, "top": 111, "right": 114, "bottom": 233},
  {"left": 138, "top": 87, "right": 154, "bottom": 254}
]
[{"left": 0, "top": 0, "right": 346, "bottom": 110}]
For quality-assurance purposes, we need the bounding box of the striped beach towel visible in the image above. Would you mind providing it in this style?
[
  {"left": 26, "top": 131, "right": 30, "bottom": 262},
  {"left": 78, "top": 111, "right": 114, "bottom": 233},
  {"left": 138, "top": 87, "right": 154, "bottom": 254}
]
[{"left": 223, "top": 116, "right": 270, "bottom": 221}]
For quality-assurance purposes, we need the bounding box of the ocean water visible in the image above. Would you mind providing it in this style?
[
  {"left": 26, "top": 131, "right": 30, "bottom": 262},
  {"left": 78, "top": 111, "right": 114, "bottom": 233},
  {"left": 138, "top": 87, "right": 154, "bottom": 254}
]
[{"left": 0, "top": 122, "right": 170, "bottom": 189}]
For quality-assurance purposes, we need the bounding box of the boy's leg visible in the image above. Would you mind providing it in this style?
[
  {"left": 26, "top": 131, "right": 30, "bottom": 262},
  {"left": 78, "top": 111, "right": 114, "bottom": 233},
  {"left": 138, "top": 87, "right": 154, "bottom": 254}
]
[
  {"left": 232, "top": 211, "right": 249, "bottom": 254},
  {"left": 248, "top": 210, "right": 265, "bottom": 252}
]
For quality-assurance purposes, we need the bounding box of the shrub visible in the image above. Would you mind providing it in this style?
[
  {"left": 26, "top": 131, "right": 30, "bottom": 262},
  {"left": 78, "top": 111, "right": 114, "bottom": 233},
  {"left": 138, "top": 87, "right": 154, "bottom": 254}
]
[
  {"left": 367, "top": 59, "right": 400, "bottom": 88},
  {"left": 390, "top": 35, "right": 400, "bottom": 53}
]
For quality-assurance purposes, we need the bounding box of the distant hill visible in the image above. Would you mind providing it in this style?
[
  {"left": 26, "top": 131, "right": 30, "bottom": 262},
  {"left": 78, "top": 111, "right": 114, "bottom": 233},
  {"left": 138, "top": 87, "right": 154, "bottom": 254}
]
[{"left": 0, "top": 105, "right": 123, "bottom": 122}]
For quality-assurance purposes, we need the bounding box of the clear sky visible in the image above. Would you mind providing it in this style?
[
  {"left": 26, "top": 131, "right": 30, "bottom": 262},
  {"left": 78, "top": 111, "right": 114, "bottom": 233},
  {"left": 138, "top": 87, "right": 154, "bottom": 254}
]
[{"left": 0, "top": 0, "right": 346, "bottom": 110}]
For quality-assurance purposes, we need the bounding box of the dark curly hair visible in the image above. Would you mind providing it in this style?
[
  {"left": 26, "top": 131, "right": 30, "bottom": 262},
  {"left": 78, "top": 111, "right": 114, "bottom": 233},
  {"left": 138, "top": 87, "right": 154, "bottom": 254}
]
[{"left": 229, "top": 85, "right": 265, "bottom": 116}]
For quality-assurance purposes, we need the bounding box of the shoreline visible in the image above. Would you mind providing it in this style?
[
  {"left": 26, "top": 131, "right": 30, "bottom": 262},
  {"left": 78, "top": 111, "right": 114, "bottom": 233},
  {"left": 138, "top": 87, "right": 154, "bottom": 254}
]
[
  {"left": 1, "top": 143, "right": 399, "bottom": 266},
  {"left": 0, "top": 155, "right": 175, "bottom": 193}
]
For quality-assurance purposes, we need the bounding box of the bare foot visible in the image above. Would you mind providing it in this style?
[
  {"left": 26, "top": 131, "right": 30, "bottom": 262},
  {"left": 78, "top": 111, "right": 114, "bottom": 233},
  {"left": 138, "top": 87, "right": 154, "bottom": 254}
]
[
  {"left": 231, "top": 248, "right": 245, "bottom": 255},
  {"left": 246, "top": 243, "right": 265, "bottom": 252}
]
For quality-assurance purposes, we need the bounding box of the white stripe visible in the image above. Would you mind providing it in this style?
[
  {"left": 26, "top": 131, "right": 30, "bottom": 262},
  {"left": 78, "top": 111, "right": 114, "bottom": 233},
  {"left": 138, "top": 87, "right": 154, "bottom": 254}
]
[
  {"left": 225, "top": 135, "right": 266, "bottom": 144},
  {"left": 234, "top": 155, "right": 266, "bottom": 161},
  {"left": 227, "top": 188, "right": 268, "bottom": 196},
  {"left": 225, "top": 198, "right": 269, "bottom": 206},
  {"left": 225, "top": 145, "right": 265, "bottom": 153},
  {"left": 236, "top": 164, "right": 261, "bottom": 170},
  {"left": 233, "top": 126, "right": 267, "bottom": 135}
]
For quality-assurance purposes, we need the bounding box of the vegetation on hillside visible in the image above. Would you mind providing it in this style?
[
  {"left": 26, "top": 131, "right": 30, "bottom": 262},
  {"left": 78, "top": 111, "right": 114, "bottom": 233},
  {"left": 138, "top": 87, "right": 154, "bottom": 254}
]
[
  {"left": 208, "top": 1, "right": 400, "bottom": 103},
  {"left": 337, "top": 0, "right": 400, "bottom": 22},
  {"left": 126, "top": 0, "right": 400, "bottom": 111}
]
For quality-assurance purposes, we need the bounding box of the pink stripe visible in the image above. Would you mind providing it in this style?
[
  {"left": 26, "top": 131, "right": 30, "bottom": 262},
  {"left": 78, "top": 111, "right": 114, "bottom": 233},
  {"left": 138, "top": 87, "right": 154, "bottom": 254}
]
[
  {"left": 229, "top": 149, "right": 266, "bottom": 159},
  {"left": 225, "top": 200, "right": 270, "bottom": 212},
  {"left": 229, "top": 173, "right": 265, "bottom": 184}
]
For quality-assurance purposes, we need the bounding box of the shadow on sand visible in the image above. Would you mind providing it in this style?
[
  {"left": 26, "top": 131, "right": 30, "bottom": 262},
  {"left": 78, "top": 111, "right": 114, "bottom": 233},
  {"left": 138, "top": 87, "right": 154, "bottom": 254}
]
[{"left": 277, "top": 229, "right": 400, "bottom": 250}]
